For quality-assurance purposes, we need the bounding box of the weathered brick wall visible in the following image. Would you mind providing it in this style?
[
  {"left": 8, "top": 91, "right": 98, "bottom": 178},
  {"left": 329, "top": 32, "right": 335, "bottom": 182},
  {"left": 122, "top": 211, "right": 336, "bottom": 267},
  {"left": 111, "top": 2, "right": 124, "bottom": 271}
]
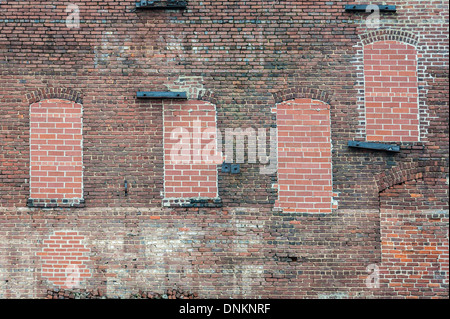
[
  {"left": 380, "top": 209, "right": 448, "bottom": 298},
  {"left": 0, "top": 207, "right": 384, "bottom": 299},
  {"left": 0, "top": 0, "right": 448, "bottom": 298}
]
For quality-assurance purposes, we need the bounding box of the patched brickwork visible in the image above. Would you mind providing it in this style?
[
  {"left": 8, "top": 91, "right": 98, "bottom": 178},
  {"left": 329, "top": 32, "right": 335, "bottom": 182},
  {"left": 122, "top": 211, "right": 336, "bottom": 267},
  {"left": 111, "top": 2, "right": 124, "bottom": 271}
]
[
  {"left": 29, "top": 99, "right": 83, "bottom": 206},
  {"left": 0, "top": 0, "right": 448, "bottom": 299},
  {"left": 380, "top": 209, "right": 449, "bottom": 298},
  {"left": 274, "top": 98, "right": 332, "bottom": 214},
  {"left": 364, "top": 41, "right": 419, "bottom": 142},
  {"left": 163, "top": 100, "right": 220, "bottom": 203},
  {"left": 37, "top": 231, "right": 91, "bottom": 289},
  {"left": 45, "top": 288, "right": 199, "bottom": 299},
  {"left": 1, "top": 207, "right": 384, "bottom": 299}
]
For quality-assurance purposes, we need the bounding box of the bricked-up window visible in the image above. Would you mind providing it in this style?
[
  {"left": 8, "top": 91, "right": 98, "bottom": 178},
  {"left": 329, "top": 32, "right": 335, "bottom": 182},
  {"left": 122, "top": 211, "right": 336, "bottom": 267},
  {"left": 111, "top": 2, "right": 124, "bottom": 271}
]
[
  {"left": 163, "top": 100, "right": 220, "bottom": 206},
  {"left": 364, "top": 40, "right": 419, "bottom": 142},
  {"left": 37, "top": 231, "right": 91, "bottom": 289},
  {"left": 29, "top": 99, "right": 83, "bottom": 207},
  {"left": 274, "top": 99, "right": 332, "bottom": 214}
]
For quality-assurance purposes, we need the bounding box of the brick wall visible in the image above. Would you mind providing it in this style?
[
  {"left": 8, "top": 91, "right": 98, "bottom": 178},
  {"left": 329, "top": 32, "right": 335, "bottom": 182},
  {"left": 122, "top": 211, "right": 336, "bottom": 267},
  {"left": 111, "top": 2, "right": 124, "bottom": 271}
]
[
  {"left": 29, "top": 99, "right": 83, "bottom": 207},
  {"left": 380, "top": 209, "right": 448, "bottom": 298},
  {"left": 163, "top": 100, "right": 220, "bottom": 204},
  {"left": 0, "top": 0, "right": 448, "bottom": 299},
  {"left": 37, "top": 231, "right": 91, "bottom": 289},
  {"left": 274, "top": 98, "right": 333, "bottom": 214},
  {"left": 364, "top": 40, "right": 419, "bottom": 142},
  {"left": 0, "top": 207, "right": 384, "bottom": 299}
]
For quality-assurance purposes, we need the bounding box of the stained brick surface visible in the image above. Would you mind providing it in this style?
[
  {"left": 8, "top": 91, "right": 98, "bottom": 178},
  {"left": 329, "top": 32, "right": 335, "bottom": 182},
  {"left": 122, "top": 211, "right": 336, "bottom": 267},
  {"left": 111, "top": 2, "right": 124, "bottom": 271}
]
[
  {"left": 380, "top": 209, "right": 449, "bottom": 298},
  {"left": 0, "top": 0, "right": 448, "bottom": 299}
]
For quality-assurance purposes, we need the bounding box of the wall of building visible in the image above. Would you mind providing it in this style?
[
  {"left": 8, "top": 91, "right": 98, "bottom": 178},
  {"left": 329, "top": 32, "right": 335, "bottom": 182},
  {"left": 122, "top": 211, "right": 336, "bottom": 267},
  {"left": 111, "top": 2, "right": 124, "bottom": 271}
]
[{"left": 0, "top": 0, "right": 448, "bottom": 298}]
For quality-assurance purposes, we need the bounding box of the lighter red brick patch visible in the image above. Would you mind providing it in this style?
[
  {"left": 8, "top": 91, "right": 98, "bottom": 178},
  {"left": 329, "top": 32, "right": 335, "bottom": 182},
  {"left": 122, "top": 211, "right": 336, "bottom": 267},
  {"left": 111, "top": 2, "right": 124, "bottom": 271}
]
[
  {"left": 364, "top": 41, "right": 419, "bottom": 142},
  {"left": 30, "top": 99, "right": 83, "bottom": 200},
  {"left": 37, "top": 231, "right": 91, "bottom": 289},
  {"left": 274, "top": 98, "right": 333, "bottom": 213}
]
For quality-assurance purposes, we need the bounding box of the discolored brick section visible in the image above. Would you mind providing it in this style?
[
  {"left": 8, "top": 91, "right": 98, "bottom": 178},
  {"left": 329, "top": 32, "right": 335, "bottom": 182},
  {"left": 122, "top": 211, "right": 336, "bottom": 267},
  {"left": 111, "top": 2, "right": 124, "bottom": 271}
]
[{"left": 380, "top": 209, "right": 449, "bottom": 298}]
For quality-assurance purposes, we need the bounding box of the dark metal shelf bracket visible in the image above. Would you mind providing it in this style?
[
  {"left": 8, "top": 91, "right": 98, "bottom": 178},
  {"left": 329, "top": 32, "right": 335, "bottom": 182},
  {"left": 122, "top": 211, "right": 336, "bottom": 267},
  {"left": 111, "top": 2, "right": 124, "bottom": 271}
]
[
  {"left": 135, "top": 1, "right": 187, "bottom": 10},
  {"left": 136, "top": 91, "right": 188, "bottom": 99},
  {"left": 345, "top": 5, "right": 396, "bottom": 13},
  {"left": 348, "top": 140, "right": 400, "bottom": 152}
]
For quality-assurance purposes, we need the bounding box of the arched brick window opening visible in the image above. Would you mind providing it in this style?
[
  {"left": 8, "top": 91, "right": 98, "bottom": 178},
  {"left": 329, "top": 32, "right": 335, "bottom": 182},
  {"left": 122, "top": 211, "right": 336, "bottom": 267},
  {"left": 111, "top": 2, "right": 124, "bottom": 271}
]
[
  {"left": 375, "top": 161, "right": 448, "bottom": 211},
  {"left": 364, "top": 40, "right": 419, "bottom": 142},
  {"left": 274, "top": 98, "right": 333, "bottom": 214},
  {"left": 29, "top": 99, "right": 83, "bottom": 207}
]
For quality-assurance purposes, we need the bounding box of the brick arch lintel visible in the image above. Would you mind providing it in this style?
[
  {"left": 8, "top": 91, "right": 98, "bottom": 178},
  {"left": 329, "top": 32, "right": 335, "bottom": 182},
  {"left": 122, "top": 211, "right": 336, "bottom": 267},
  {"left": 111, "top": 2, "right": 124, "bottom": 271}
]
[
  {"left": 26, "top": 87, "right": 83, "bottom": 105},
  {"left": 272, "top": 87, "right": 333, "bottom": 105},
  {"left": 376, "top": 162, "right": 425, "bottom": 193},
  {"left": 197, "top": 89, "right": 219, "bottom": 106},
  {"left": 359, "top": 28, "right": 420, "bottom": 47}
]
